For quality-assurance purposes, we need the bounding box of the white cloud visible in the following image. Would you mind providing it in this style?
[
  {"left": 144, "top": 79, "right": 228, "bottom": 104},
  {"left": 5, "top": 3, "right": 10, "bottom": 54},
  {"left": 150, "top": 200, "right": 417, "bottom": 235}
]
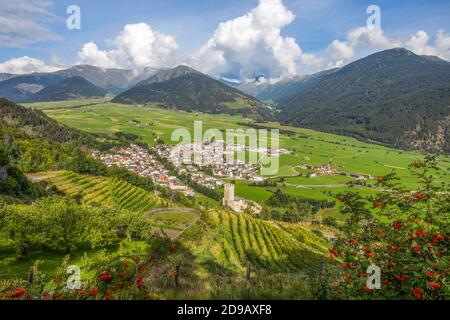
[
  {"left": 0, "top": 0, "right": 62, "bottom": 48},
  {"left": 435, "top": 29, "right": 450, "bottom": 59},
  {"left": 405, "top": 29, "right": 450, "bottom": 60},
  {"left": 325, "top": 26, "right": 399, "bottom": 67},
  {"left": 189, "top": 0, "right": 321, "bottom": 81},
  {"left": 0, "top": 56, "right": 61, "bottom": 74},
  {"left": 405, "top": 30, "right": 436, "bottom": 56},
  {"left": 78, "top": 23, "right": 181, "bottom": 71}
]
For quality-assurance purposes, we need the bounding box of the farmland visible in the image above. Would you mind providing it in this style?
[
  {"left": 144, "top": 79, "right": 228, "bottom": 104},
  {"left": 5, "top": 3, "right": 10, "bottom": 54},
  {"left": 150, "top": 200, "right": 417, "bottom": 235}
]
[
  {"left": 33, "top": 171, "right": 168, "bottom": 213},
  {"left": 210, "top": 210, "right": 327, "bottom": 272},
  {"left": 24, "top": 99, "right": 450, "bottom": 215}
]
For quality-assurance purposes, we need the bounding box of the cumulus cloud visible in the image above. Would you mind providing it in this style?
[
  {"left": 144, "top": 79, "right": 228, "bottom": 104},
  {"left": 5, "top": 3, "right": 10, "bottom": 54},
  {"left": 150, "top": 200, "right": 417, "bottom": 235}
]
[
  {"left": 189, "top": 0, "right": 321, "bottom": 81},
  {"left": 0, "top": 56, "right": 61, "bottom": 74},
  {"left": 405, "top": 29, "right": 450, "bottom": 60},
  {"left": 326, "top": 26, "right": 399, "bottom": 67},
  {"left": 188, "top": 0, "right": 450, "bottom": 82},
  {"left": 77, "top": 23, "right": 181, "bottom": 71},
  {"left": 0, "top": 0, "right": 62, "bottom": 48},
  {"left": 405, "top": 30, "right": 433, "bottom": 55}
]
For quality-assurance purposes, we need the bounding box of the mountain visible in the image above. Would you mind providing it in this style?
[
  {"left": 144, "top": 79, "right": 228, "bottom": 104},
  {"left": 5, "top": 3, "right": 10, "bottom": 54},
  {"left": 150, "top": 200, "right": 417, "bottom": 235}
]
[
  {"left": 0, "top": 74, "right": 15, "bottom": 82},
  {"left": 0, "top": 73, "right": 66, "bottom": 102},
  {"left": 113, "top": 66, "right": 268, "bottom": 118},
  {"left": 277, "top": 48, "right": 450, "bottom": 154},
  {"left": 31, "top": 76, "right": 106, "bottom": 102},
  {"left": 253, "top": 69, "right": 339, "bottom": 102},
  {"left": 0, "top": 65, "right": 161, "bottom": 102}
]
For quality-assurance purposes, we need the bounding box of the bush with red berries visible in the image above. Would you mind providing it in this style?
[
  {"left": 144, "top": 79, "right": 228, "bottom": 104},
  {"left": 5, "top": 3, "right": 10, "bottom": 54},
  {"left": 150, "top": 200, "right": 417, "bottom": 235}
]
[
  {"left": 0, "top": 253, "right": 148, "bottom": 300},
  {"left": 325, "top": 155, "right": 449, "bottom": 300}
]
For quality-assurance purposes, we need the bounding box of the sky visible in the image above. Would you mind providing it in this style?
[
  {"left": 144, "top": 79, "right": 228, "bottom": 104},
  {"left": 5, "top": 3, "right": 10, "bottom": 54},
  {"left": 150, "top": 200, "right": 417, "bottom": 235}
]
[{"left": 0, "top": 0, "right": 449, "bottom": 81}]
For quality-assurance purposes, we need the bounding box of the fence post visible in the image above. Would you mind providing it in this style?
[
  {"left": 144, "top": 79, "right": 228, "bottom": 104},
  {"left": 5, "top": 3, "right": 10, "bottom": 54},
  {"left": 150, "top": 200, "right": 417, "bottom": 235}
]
[
  {"left": 246, "top": 262, "right": 251, "bottom": 290},
  {"left": 28, "top": 266, "right": 34, "bottom": 285},
  {"left": 175, "top": 264, "right": 180, "bottom": 289}
]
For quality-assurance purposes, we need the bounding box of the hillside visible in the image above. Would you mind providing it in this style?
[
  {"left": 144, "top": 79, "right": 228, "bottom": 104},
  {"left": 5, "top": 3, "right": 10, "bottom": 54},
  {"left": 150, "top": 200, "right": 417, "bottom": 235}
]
[
  {"left": 0, "top": 98, "right": 98, "bottom": 146},
  {"left": 113, "top": 66, "right": 269, "bottom": 119},
  {"left": 31, "top": 76, "right": 106, "bottom": 102},
  {"left": 277, "top": 48, "right": 450, "bottom": 154}
]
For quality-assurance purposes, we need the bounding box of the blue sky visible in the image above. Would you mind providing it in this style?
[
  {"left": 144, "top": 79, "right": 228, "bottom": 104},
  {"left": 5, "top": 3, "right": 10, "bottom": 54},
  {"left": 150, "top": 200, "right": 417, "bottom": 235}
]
[{"left": 1, "top": 0, "right": 449, "bottom": 79}]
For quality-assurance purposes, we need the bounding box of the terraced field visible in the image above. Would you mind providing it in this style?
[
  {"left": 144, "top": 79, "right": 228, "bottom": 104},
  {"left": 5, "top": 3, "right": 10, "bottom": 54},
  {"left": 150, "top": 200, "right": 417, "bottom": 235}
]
[
  {"left": 211, "top": 210, "right": 328, "bottom": 273},
  {"left": 42, "top": 171, "right": 168, "bottom": 213}
]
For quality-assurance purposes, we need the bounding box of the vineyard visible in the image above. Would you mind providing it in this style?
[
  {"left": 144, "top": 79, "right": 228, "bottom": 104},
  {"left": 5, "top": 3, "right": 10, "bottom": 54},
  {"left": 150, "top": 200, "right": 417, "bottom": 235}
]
[
  {"left": 41, "top": 171, "right": 168, "bottom": 213},
  {"left": 211, "top": 210, "right": 328, "bottom": 273}
]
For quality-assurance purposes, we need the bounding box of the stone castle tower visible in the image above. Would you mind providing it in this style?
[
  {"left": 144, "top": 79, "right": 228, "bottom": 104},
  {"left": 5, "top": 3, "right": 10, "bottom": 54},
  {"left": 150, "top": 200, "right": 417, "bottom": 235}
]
[
  {"left": 223, "top": 183, "right": 235, "bottom": 207},
  {"left": 223, "top": 182, "right": 245, "bottom": 212}
]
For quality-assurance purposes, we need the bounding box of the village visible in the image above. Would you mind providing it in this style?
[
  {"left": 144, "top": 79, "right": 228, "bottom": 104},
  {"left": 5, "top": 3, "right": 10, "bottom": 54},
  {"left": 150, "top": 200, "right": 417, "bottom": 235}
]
[{"left": 92, "top": 142, "right": 265, "bottom": 192}]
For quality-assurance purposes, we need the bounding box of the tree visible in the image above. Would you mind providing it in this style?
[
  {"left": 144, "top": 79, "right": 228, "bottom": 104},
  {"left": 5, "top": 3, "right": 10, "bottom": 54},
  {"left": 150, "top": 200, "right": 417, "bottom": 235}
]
[
  {"left": 2, "top": 205, "right": 46, "bottom": 260},
  {"left": 36, "top": 197, "right": 86, "bottom": 253},
  {"left": 85, "top": 206, "right": 120, "bottom": 249},
  {"left": 322, "top": 216, "right": 338, "bottom": 228}
]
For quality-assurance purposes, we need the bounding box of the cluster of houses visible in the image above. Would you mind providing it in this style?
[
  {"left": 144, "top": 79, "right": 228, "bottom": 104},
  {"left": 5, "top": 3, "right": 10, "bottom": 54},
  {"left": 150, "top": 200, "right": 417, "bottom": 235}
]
[
  {"left": 92, "top": 145, "right": 194, "bottom": 196},
  {"left": 297, "top": 163, "right": 374, "bottom": 181},
  {"left": 157, "top": 142, "right": 266, "bottom": 184},
  {"left": 93, "top": 142, "right": 266, "bottom": 195},
  {"left": 179, "top": 165, "right": 224, "bottom": 190}
]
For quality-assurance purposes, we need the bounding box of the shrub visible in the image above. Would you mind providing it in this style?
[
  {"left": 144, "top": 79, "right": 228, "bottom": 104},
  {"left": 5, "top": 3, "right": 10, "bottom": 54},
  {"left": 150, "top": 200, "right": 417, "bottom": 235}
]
[{"left": 324, "top": 156, "right": 449, "bottom": 300}]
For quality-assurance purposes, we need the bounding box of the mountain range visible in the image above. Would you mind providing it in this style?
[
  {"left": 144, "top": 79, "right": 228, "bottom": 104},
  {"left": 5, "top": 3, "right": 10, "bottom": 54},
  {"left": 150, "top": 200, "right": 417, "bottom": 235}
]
[{"left": 0, "top": 65, "right": 159, "bottom": 102}]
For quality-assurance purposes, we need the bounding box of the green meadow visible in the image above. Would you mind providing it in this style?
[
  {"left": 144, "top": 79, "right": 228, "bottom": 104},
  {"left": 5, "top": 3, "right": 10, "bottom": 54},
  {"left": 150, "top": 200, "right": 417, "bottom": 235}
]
[{"left": 24, "top": 99, "right": 450, "bottom": 210}]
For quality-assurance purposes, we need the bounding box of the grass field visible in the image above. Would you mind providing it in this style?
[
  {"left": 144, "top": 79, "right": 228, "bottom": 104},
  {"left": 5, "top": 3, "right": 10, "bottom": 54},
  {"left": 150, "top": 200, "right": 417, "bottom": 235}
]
[{"left": 24, "top": 99, "right": 450, "bottom": 209}]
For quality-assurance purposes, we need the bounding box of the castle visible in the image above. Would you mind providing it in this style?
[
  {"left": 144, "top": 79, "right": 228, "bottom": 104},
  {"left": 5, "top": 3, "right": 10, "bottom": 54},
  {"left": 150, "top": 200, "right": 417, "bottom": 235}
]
[{"left": 222, "top": 183, "right": 246, "bottom": 212}]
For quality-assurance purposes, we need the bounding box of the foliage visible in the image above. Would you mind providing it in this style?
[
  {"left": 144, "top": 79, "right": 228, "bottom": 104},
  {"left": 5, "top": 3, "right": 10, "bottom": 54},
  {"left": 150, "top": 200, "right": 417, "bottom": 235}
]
[
  {"left": 0, "top": 252, "right": 148, "bottom": 300},
  {"left": 214, "top": 210, "right": 327, "bottom": 272},
  {"left": 323, "top": 156, "right": 449, "bottom": 300},
  {"left": 0, "top": 195, "right": 154, "bottom": 260},
  {"left": 264, "top": 189, "right": 336, "bottom": 222}
]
